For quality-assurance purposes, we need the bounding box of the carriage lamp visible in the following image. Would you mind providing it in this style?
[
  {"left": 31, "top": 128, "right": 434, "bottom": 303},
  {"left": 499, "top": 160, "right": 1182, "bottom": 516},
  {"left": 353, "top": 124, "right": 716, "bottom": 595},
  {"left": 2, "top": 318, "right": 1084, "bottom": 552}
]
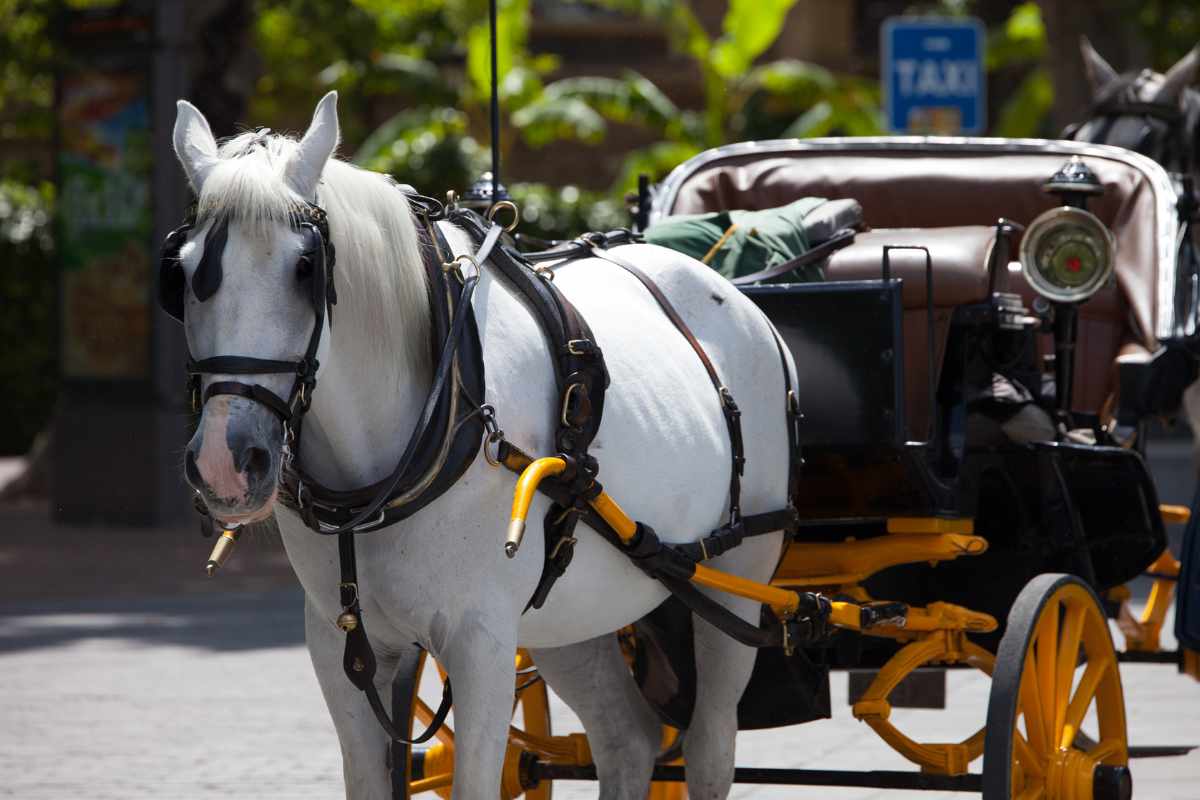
[
  {"left": 1018, "top": 206, "right": 1115, "bottom": 305},
  {"left": 1025, "top": 156, "right": 1115, "bottom": 418}
]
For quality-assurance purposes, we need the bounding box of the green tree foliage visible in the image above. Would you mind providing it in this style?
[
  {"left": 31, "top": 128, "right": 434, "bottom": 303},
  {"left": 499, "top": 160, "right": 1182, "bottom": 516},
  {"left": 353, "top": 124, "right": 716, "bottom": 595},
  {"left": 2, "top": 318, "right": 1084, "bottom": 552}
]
[
  {"left": 1, "top": 0, "right": 56, "bottom": 172},
  {"left": 1136, "top": 0, "right": 1200, "bottom": 70},
  {"left": 518, "top": 0, "right": 883, "bottom": 191},
  {"left": 989, "top": 2, "right": 1053, "bottom": 138}
]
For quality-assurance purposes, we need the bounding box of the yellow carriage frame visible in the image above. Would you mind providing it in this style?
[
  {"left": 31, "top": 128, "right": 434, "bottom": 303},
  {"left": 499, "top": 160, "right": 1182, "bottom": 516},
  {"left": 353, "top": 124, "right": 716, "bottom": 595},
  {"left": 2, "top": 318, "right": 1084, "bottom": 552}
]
[{"left": 399, "top": 456, "right": 1194, "bottom": 798}]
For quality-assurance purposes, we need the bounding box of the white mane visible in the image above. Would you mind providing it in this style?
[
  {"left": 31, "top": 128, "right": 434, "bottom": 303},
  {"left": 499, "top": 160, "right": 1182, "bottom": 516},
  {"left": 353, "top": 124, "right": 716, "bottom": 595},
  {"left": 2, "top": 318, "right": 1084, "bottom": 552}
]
[{"left": 196, "top": 131, "right": 432, "bottom": 373}]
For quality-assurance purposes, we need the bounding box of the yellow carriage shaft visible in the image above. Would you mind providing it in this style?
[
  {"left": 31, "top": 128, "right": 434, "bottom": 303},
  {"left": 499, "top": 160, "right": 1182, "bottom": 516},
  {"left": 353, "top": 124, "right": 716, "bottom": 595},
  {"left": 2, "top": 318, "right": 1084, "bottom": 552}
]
[{"left": 505, "top": 456, "right": 994, "bottom": 633}]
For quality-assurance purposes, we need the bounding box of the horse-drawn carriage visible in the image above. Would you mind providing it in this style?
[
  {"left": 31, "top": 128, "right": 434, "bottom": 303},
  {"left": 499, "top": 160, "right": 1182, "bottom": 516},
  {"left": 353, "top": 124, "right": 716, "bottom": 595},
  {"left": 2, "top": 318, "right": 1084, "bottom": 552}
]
[
  {"left": 396, "top": 136, "right": 1200, "bottom": 799},
  {"left": 168, "top": 84, "right": 1200, "bottom": 797}
]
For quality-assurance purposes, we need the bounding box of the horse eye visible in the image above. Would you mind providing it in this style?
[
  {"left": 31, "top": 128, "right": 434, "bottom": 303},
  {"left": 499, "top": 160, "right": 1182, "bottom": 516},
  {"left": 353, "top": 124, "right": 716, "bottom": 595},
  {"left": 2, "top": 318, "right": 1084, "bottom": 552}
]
[{"left": 296, "top": 254, "right": 314, "bottom": 281}]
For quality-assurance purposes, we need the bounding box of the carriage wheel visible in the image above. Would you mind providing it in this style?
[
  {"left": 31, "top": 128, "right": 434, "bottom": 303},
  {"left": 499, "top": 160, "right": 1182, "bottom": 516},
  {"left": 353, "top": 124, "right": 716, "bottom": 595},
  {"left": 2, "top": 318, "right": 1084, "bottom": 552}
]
[
  {"left": 983, "top": 574, "right": 1131, "bottom": 800},
  {"left": 407, "top": 649, "right": 554, "bottom": 799}
]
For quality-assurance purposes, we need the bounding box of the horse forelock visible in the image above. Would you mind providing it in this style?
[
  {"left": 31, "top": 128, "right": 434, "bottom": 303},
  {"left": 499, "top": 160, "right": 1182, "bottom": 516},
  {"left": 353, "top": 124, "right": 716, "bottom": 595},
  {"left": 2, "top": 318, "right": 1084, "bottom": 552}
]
[{"left": 194, "top": 129, "right": 433, "bottom": 375}]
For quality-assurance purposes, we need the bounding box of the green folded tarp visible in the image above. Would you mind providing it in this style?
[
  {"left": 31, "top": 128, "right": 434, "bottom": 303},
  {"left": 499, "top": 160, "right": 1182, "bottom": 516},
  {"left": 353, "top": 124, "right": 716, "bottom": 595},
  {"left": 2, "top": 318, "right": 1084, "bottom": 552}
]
[{"left": 644, "top": 196, "right": 830, "bottom": 282}]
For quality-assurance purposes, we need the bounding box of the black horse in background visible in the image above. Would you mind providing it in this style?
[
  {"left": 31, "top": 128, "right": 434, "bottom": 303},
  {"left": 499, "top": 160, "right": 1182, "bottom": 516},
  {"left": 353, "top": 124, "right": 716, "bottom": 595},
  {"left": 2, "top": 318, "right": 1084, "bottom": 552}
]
[
  {"left": 1068, "top": 37, "right": 1200, "bottom": 206},
  {"left": 1065, "top": 38, "right": 1200, "bottom": 457}
]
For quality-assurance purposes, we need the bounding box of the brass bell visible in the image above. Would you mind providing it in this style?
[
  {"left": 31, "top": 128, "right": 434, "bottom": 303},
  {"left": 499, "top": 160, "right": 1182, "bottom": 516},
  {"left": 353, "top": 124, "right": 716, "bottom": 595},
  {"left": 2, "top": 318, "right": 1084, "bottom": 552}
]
[{"left": 336, "top": 611, "right": 359, "bottom": 632}]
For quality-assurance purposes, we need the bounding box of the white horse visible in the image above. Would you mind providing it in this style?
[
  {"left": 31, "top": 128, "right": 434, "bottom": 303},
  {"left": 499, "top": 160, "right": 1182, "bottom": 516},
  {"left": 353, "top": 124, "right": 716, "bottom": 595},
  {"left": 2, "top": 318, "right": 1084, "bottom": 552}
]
[{"left": 172, "top": 91, "right": 795, "bottom": 799}]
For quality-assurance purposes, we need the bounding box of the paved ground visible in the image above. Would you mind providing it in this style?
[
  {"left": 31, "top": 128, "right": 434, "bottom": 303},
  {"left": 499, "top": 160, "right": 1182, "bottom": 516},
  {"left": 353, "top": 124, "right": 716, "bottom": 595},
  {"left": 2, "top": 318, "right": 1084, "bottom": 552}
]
[{"left": 0, "top": 438, "right": 1197, "bottom": 799}]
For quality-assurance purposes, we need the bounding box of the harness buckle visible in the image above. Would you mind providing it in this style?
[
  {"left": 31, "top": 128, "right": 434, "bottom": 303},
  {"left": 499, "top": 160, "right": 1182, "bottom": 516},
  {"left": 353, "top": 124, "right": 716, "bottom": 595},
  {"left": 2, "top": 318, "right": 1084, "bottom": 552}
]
[
  {"left": 442, "top": 254, "right": 478, "bottom": 283},
  {"left": 484, "top": 431, "right": 506, "bottom": 467},
  {"left": 566, "top": 339, "right": 595, "bottom": 356},
  {"left": 719, "top": 385, "right": 740, "bottom": 415},
  {"left": 352, "top": 509, "right": 387, "bottom": 532},
  {"left": 560, "top": 382, "right": 586, "bottom": 428},
  {"left": 549, "top": 534, "right": 578, "bottom": 561},
  {"left": 478, "top": 404, "right": 507, "bottom": 467}
]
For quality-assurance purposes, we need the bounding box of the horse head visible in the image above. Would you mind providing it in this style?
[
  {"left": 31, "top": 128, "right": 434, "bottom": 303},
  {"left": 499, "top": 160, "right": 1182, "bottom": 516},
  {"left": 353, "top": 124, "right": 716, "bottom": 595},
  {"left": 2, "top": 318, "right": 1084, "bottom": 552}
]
[
  {"left": 171, "top": 93, "right": 340, "bottom": 527},
  {"left": 1069, "top": 37, "right": 1200, "bottom": 182}
]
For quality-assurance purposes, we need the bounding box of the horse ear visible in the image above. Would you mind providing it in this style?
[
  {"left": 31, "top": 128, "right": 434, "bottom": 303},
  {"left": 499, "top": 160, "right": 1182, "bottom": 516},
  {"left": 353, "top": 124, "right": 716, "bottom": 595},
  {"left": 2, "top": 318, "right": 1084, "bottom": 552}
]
[
  {"left": 285, "top": 91, "right": 340, "bottom": 201},
  {"left": 1081, "top": 37, "right": 1119, "bottom": 97},
  {"left": 173, "top": 100, "right": 219, "bottom": 193},
  {"left": 1158, "top": 44, "right": 1200, "bottom": 104}
]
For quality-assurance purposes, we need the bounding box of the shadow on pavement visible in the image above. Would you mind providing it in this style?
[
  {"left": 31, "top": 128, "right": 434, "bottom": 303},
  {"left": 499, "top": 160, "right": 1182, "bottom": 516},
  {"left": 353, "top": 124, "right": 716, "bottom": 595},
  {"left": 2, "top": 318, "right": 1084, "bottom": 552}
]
[
  {"left": 0, "top": 588, "right": 307, "bottom": 654},
  {"left": 0, "top": 505, "right": 307, "bottom": 654}
]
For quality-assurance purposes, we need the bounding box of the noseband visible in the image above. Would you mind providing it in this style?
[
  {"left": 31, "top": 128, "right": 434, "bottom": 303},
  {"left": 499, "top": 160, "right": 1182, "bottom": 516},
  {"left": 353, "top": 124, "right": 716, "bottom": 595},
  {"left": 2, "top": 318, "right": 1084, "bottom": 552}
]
[{"left": 159, "top": 200, "right": 338, "bottom": 459}]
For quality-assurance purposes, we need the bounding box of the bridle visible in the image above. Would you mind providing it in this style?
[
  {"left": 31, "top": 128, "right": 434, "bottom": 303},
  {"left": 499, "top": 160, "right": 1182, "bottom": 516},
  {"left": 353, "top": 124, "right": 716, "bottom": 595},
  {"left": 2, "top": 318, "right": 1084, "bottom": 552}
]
[
  {"left": 1064, "top": 78, "right": 1198, "bottom": 180},
  {"left": 160, "top": 200, "right": 338, "bottom": 467}
]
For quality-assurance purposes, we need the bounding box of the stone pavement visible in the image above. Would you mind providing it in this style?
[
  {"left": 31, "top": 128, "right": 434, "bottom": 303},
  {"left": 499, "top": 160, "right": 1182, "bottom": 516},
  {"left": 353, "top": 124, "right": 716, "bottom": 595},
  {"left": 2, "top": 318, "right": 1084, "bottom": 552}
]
[
  {"left": 2, "top": 584, "right": 1198, "bottom": 800},
  {"left": 0, "top": 437, "right": 1197, "bottom": 798}
]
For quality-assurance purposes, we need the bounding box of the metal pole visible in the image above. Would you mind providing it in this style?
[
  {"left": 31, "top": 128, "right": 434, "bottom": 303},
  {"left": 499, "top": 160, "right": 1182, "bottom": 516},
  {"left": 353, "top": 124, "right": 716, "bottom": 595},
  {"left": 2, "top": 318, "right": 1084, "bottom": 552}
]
[{"left": 489, "top": 0, "right": 499, "bottom": 204}]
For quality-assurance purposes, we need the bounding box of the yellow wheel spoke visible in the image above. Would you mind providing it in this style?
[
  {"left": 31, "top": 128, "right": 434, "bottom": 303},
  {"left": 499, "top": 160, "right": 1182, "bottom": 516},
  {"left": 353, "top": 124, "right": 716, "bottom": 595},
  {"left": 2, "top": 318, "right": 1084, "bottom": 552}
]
[
  {"left": 1061, "top": 659, "right": 1110, "bottom": 749},
  {"left": 1034, "top": 598, "right": 1060, "bottom": 747},
  {"left": 1019, "top": 651, "right": 1049, "bottom": 756},
  {"left": 1013, "top": 731, "right": 1045, "bottom": 779},
  {"left": 1016, "top": 786, "right": 1045, "bottom": 800},
  {"left": 1054, "top": 603, "right": 1086, "bottom": 740}
]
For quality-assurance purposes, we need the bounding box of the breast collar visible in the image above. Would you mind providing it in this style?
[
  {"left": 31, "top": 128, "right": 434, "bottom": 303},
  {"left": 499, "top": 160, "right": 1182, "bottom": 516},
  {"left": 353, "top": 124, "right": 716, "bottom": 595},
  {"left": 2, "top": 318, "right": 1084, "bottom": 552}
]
[{"left": 275, "top": 194, "right": 489, "bottom": 534}]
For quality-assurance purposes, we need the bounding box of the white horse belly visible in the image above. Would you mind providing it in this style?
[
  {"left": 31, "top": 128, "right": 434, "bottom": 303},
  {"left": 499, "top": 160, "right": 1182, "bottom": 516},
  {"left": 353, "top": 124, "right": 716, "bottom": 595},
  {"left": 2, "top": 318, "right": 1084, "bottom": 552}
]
[{"left": 475, "top": 243, "right": 795, "bottom": 648}]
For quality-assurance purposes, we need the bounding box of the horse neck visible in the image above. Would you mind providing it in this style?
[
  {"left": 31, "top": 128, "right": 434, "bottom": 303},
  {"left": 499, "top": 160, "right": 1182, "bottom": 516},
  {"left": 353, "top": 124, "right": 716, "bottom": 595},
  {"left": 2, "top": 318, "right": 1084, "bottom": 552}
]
[{"left": 295, "top": 190, "right": 433, "bottom": 490}]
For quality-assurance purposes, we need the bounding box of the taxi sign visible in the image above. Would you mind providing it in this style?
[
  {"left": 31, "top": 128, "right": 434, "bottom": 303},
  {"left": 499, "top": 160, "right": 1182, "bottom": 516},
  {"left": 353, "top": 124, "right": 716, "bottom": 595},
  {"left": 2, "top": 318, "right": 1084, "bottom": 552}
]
[{"left": 883, "top": 17, "right": 985, "bottom": 135}]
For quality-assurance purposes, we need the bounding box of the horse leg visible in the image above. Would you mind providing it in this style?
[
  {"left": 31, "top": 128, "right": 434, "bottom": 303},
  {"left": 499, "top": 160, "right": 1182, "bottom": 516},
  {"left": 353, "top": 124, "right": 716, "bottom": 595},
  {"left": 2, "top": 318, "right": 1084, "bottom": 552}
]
[
  {"left": 305, "top": 596, "right": 418, "bottom": 800},
  {"left": 436, "top": 612, "right": 519, "bottom": 800},
  {"left": 681, "top": 535, "right": 781, "bottom": 798},
  {"left": 529, "top": 634, "right": 661, "bottom": 798}
]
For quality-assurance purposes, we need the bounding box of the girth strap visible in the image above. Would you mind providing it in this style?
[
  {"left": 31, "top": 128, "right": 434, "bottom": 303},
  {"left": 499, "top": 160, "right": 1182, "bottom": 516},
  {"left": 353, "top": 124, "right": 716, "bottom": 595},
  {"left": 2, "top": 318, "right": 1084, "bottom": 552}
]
[{"left": 584, "top": 244, "right": 745, "bottom": 522}]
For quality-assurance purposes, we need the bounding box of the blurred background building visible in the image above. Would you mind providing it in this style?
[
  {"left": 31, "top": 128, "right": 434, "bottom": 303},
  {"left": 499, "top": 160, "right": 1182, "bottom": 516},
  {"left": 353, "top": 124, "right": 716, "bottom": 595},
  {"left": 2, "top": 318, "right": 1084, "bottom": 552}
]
[{"left": 1, "top": 0, "right": 1197, "bottom": 524}]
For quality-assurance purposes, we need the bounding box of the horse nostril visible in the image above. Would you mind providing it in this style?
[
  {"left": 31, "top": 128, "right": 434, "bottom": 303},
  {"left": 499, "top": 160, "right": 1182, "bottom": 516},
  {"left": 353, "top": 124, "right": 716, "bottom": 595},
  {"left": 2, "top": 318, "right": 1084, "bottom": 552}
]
[{"left": 237, "top": 446, "right": 272, "bottom": 480}]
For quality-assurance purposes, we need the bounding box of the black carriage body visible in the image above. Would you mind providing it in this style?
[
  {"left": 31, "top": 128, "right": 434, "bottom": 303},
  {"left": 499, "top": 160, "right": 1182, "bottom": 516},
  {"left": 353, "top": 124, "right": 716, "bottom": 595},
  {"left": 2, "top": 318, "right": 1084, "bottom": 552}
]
[
  {"left": 632, "top": 275, "right": 1167, "bottom": 730},
  {"left": 742, "top": 279, "right": 1166, "bottom": 592},
  {"left": 629, "top": 138, "right": 1181, "bottom": 733}
]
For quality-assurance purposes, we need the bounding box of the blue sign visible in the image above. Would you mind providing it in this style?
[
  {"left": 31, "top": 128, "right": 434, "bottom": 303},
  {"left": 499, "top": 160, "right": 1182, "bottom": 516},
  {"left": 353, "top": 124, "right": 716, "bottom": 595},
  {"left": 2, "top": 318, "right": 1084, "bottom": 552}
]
[{"left": 883, "top": 17, "right": 985, "bottom": 135}]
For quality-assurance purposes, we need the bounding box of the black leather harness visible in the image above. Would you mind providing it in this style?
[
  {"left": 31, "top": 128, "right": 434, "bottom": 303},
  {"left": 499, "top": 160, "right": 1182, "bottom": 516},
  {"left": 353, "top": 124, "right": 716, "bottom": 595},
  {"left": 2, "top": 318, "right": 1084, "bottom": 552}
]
[{"left": 162, "top": 187, "right": 807, "bottom": 748}]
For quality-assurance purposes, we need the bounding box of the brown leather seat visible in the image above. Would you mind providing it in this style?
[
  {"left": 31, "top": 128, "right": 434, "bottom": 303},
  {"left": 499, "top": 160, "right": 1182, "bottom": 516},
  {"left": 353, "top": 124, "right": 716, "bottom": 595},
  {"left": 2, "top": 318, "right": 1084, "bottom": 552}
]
[
  {"left": 826, "top": 227, "right": 996, "bottom": 309},
  {"left": 662, "top": 143, "right": 1166, "bottom": 419}
]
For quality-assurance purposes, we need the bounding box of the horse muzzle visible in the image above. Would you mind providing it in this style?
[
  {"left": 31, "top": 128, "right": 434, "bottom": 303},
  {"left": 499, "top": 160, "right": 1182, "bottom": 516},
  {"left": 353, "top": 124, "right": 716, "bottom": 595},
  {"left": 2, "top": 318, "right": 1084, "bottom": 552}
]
[{"left": 185, "top": 395, "right": 283, "bottom": 523}]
